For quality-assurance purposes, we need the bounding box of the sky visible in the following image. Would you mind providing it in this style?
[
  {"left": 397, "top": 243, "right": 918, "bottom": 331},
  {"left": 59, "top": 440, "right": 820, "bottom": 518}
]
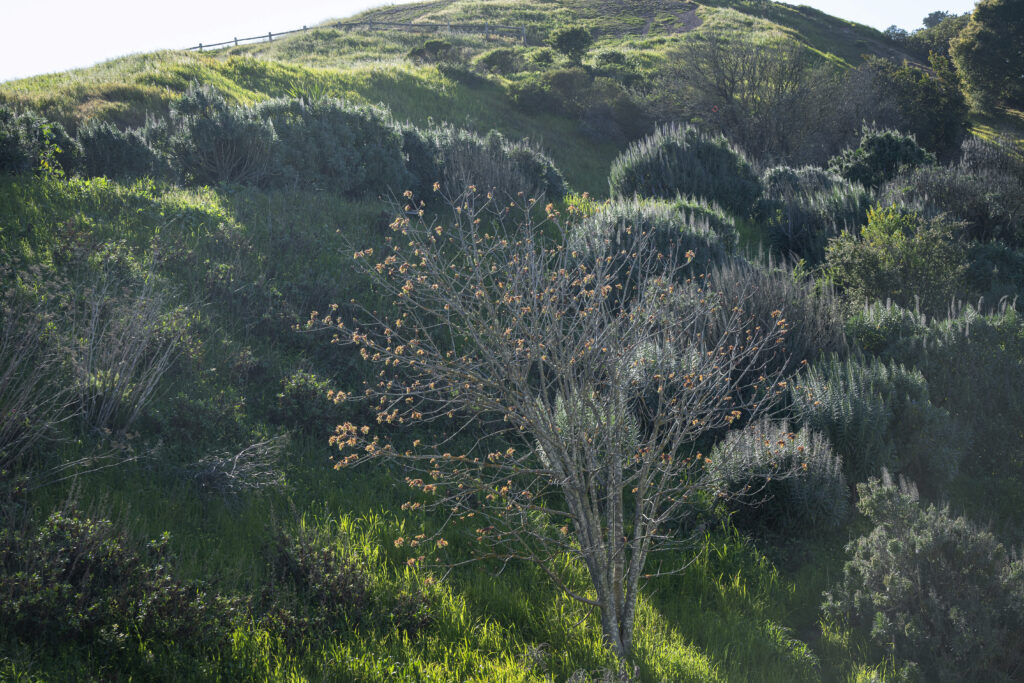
[{"left": 0, "top": 0, "right": 980, "bottom": 84}]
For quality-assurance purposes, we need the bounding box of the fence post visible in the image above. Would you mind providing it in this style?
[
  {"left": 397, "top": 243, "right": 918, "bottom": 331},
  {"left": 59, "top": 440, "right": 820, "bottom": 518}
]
[
  {"left": 268, "top": 32, "right": 273, "bottom": 42},
  {"left": 234, "top": 37, "right": 238, "bottom": 46},
  {"left": 198, "top": 43, "right": 203, "bottom": 51},
  {"left": 522, "top": 26, "right": 527, "bottom": 45},
  {"left": 485, "top": 22, "right": 490, "bottom": 39}
]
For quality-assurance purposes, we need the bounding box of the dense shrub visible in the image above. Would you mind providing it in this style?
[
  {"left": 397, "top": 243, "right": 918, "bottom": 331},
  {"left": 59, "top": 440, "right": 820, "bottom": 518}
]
[
  {"left": 959, "top": 135, "right": 1024, "bottom": 180},
  {"left": 0, "top": 105, "right": 81, "bottom": 176},
  {"left": 567, "top": 198, "right": 734, "bottom": 307},
  {"left": 879, "top": 163, "right": 1024, "bottom": 246},
  {"left": 887, "top": 307, "right": 1024, "bottom": 479},
  {"left": 430, "top": 126, "right": 566, "bottom": 199},
  {"left": 77, "top": 120, "right": 170, "bottom": 181},
  {"left": 396, "top": 123, "right": 441, "bottom": 200},
  {"left": 271, "top": 370, "right": 339, "bottom": 435},
  {"left": 608, "top": 123, "right": 760, "bottom": 216},
  {"left": 255, "top": 97, "right": 408, "bottom": 197},
  {"left": 407, "top": 39, "right": 460, "bottom": 65},
  {"left": 823, "top": 475, "right": 1024, "bottom": 682},
  {"left": 828, "top": 126, "right": 935, "bottom": 189},
  {"left": 549, "top": 25, "right": 593, "bottom": 64},
  {"left": 168, "top": 85, "right": 276, "bottom": 186},
  {"left": 825, "top": 206, "right": 968, "bottom": 317},
  {"left": 0, "top": 510, "right": 237, "bottom": 658},
  {"left": 705, "top": 258, "right": 848, "bottom": 376},
  {"left": 757, "top": 165, "right": 873, "bottom": 263},
  {"left": 844, "top": 300, "right": 926, "bottom": 358},
  {"left": 707, "top": 420, "right": 848, "bottom": 535},
  {"left": 790, "top": 355, "right": 962, "bottom": 490},
  {"left": 965, "top": 241, "right": 1024, "bottom": 305},
  {"left": 476, "top": 47, "right": 522, "bottom": 75}
]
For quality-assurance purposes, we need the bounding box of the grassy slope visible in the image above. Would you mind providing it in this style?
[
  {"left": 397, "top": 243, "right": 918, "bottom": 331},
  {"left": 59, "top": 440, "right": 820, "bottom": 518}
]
[{"left": 0, "top": 2, "right": 948, "bottom": 680}]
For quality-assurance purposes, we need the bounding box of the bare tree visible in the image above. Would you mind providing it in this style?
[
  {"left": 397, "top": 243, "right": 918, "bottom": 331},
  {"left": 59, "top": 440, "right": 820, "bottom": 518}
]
[{"left": 326, "top": 188, "right": 789, "bottom": 660}]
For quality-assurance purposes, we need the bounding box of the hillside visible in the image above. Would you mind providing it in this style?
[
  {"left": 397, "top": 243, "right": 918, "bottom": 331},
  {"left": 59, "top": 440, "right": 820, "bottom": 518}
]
[{"left": 2, "top": 0, "right": 1024, "bottom": 681}]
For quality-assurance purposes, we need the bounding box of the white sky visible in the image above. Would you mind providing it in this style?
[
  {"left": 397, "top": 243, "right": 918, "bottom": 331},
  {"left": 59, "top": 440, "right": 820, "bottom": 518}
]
[{"left": 0, "top": 0, "right": 980, "bottom": 84}]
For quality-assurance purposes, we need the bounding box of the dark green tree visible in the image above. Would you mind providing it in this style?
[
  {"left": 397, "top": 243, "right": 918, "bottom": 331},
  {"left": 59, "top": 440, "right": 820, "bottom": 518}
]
[
  {"left": 549, "top": 25, "right": 593, "bottom": 65},
  {"left": 950, "top": 0, "right": 1024, "bottom": 110}
]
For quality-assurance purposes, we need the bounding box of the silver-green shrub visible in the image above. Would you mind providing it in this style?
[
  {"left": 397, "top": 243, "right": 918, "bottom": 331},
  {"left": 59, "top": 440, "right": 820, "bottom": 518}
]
[
  {"left": 707, "top": 419, "right": 848, "bottom": 535},
  {"left": 608, "top": 123, "right": 760, "bottom": 216},
  {"left": 790, "top": 355, "right": 962, "bottom": 490}
]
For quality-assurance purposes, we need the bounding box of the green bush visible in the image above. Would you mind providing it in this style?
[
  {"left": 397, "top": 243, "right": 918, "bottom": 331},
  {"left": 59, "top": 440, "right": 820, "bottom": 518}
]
[
  {"left": 77, "top": 120, "right": 170, "bottom": 182},
  {"left": 430, "top": 126, "right": 566, "bottom": 199},
  {"left": 706, "top": 258, "right": 848, "bottom": 377},
  {"left": 476, "top": 47, "right": 522, "bottom": 75},
  {"left": 757, "top": 166, "right": 873, "bottom": 263},
  {"left": 965, "top": 241, "right": 1024, "bottom": 305},
  {"left": 823, "top": 474, "right": 1024, "bottom": 682},
  {"left": 567, "top": 198, "right": 735, "bottom": 307},
  {"left": 396, "top": 122, "right": 441, "bottom": 200},
  {"left": 407, "top": 39, "right": 460, "bottom": 65},
  {"left": 825, "top": 206, "right": 968, "bottom": 317},
  {"left": 0, "top": 510, "right": 237, "bottom": 658},
  {"left": 0, "top": 105, "right": 81, "bottom": 177},
  {"left": 608, "top": 123, "right": 761, "bottom": 216},
  {"left": 549, "top": 25, "right": 593, "bottom": 64},
  {"left": 255, "top": 97, "right": 408, "bottom": 197},
  {"left": 790, "top": 355, "right": 962, "bottom": 490},
  {"left": 707, "top": 419, "right": 849, "bottom": 535},
  {"left": 167, "top": 85, "right": 276, "bottom": 186},
  {"left": 271, "top": 370, "right": 339, "bottom": 435},
  {"left": 828, "top": 126, "right": 935, "bottom": 189},
  {"left": 879, "top": 163, "right": 1024, "bottom": 246},
  {"left": 845, "top": 300, "right": 926, "bottom": 358}
]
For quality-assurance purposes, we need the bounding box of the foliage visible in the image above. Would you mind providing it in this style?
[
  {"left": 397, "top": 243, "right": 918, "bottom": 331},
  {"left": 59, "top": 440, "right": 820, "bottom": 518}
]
[
  {"left": 429, "top": 125, "right": 566, "bottom": 199},
  {"left": 189, "top": 436, "right": 287, "bottom": 497},
  {"left": 950, "top": 0, "right": 1024, "bottom": 111},
  {"left": 823, "top": 474, "right": 1024, "bottom": 682},
  {"left": 757, "top": 166, "right": 873, "bottom": 263},
  {"left": 549, "top": 25, "right": 593, "bottom": 65},
  {"left": 0, "top": 105, "right": 81, "bottom": 177},
  {"left": 407, "top": 39, "right": 461, "bottom": 66},
  {"left": 705, "top": 258, "right": 848, "bottom": 377},
  {"left": 825, "top": 206, "right": 967, "bottom": 317},
  {"left": 707, "top": 420, "right": 848, "bottom": 536},
  {"left": 77, "top": 120, "right": 170, "bottom": 182},
  {"left": 879, "top": 163, "right": 1024, "bottom": 246},
  {"left": 271, "top": 370, "right": 340, "bottom": 435},
  {"left": 828, "top": 126, "right": 935, "bottom": 190},
  {"left": 908, "top": 12, "right": 970, "bottom": 58},
  {"left": 959, "top": 135, "right": 1024, "bottom": 180},
  {"left": 0, "top": 510, "right": 238, "bottom": 660},
  {"left": 167, "top": 84, "right": 276, "bottom": 186},
  {"left": 476, "top": 47, "right": 522, "bottom": 76},
  {"left": 609, "top": 123, "right": 760, "bottom": 217},
  {"left": 790, "top": 355, "right": 962, "bottom": 490},
  {"left": 255, "top": 97, "right": 408, "bottom": 196},
  {"left": 567, "top": 198, "right": 735, "bottom": 306},
  {"left": 844, "top": 300, "right": 926, "bottom": 358},
  {"left": 860, "top": 56, "right": 969, "bottom": 160}
]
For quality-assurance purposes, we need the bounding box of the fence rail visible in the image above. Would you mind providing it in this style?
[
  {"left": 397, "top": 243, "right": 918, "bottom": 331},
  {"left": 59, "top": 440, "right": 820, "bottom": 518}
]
[{"left": 185, "top": 20, "right": 528, "bottom": 51}]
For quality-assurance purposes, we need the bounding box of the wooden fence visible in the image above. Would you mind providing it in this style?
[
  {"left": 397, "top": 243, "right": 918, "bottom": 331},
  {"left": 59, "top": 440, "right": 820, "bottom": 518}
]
[{"left": 185, "top": 20, "right": 527, "bottom": 51}]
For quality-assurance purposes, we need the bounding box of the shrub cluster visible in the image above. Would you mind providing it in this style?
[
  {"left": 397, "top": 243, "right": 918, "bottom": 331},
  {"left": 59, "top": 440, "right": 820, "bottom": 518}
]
[
  {"left": 828, "top": 126, "right": 935, "bottom": 189},
  {"left": 270, "top": 370, "right": 340, "bottom": 435},
  {"left": 0, "top": 105, "right": 81, "bottom": 176},
  {"left": 824, "top": 475, "right": 1024, "bottom": 682},
  {"left": 789, "top": 355, "right": 962, "bottom": 490},
  {"left": 0, "top": 510, "right": 238, "bottom": 659},
  {"left": 757, "top": 165, "right": 873, "bottom": 263},
  {"left": 707, "top": 419, "right": 849, "bottom": 535},
  {"left": 608, "top": 123, "right": 760, "bottom": 216},
  {"left": 77, "top": 120, "right": 170, "bottom": 182},
  {"left": 825, "top": 206, "right": 968, "bottom": 317}
]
